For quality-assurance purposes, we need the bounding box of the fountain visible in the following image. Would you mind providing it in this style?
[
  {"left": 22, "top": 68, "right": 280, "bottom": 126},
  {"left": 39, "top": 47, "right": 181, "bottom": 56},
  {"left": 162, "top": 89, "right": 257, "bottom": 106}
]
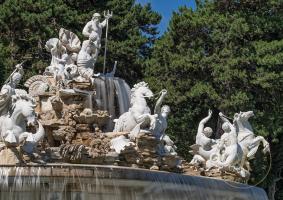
[{"left": 0, "top": 11, "right": 269, "bottom": 200}]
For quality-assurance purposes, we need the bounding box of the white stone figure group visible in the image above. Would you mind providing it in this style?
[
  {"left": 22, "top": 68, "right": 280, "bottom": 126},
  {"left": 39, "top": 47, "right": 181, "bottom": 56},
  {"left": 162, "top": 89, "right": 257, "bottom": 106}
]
[
  {"left": 111, "top": 82, "right": 178, "bottom": 157},
  {"left": 190, "top": 110, "right": 270, "bottom": 178},
  {"left": 45, "top": 11, "right": 113, "bottom": 83},
  {"left": 113, "top": 82, "right": 156, "bottom": 137},
  {"left": 0, "top": 64, "right": 45, "bottom": 159}
]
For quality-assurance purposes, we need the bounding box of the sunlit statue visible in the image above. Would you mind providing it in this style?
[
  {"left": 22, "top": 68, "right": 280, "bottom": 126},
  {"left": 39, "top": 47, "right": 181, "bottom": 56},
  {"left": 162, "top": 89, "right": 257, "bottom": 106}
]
[
  {"left": 0, "top": 64, "right": 45, "bottom": 160},
  {"left": 190, "top": 110, "right": 217, "bottom": 166},
  {"left": 82, "top": 12, "right": 112, "bottom": 47},
  {"left": 189, "top": 109, "right": 270, "bottom": 179},
  {"left": 206, "top": 112, "right": 248, "bottom": 177},
  {"left": 77, "top": 34, "right": 100, "bottom": 80},
  {"left": 113, "top": 81, "right": 156, "bottom": 136},
  {"left": 0, "top": 64, "right": 24, "bottom": 116},
  {"left": 152, "top": 89, "right": 170, "bottom": 139}
]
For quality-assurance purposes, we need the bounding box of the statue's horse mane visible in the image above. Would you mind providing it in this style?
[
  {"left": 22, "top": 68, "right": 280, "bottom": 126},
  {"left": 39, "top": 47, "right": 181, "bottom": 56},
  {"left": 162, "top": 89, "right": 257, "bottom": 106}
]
[
  {"left": 130, "top": 81, "right": 149, "bottom": 103},
  {"left": 11, "top": 94, "right": 36, "bottom": 105},
  {"left": 9, "top": 94, "right": 36, "bottom": 117}
]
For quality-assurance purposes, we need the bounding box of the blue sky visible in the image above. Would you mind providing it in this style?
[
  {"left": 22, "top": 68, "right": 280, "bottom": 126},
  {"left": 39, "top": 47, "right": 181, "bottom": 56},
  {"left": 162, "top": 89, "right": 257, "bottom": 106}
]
[{"left": 136, "top": 0, "right": 196, "bottom": 35}]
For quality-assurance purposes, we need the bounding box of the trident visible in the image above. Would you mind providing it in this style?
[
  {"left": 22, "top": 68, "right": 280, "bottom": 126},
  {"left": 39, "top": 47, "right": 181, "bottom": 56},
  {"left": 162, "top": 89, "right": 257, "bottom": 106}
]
[{"left": 103, "top": 10, "right": 113, "bottom": 74}]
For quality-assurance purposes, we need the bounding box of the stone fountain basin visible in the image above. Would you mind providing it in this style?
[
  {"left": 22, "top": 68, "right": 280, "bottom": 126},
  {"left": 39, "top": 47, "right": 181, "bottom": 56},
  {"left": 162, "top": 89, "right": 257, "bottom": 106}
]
[{"left": 0, "top": 164, "right": 267, "bottom": 200}]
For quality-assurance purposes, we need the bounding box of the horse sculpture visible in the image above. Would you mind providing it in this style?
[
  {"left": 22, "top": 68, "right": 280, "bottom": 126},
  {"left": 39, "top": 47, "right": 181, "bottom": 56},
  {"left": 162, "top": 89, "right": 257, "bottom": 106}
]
[
  {"left": 113, "top": 81, "right": 157, "bottom": 138},
  {"left": 234, "top": 111, "right": 270, "bottom": 169},
  {"left": 0, "top": 94, "right": 45, "bottom": 155}
]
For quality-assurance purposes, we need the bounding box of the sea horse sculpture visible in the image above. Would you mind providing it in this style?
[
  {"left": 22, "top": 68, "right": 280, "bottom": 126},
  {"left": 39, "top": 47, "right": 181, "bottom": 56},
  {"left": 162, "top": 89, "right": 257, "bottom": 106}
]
[
  {"left": 189, "top": 110, "right": 270, "bottom": 178},
  {"left": 206, "top": 112, "right": 248, "bottom": 178},
  {"left": 0, "top": 94, "right": 45, "bottom": 155},
  {"left": 113, "top": 82, "right": 156, "bottom": 137},
  {"left": 234, "top": 111, "right": 270, "bottom": 168}
]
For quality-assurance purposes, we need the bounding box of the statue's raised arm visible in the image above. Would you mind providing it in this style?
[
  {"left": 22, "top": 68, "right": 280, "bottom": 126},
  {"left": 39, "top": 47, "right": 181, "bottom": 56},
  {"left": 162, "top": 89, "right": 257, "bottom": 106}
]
[
  {"left": 154, "top": 89, "right": 167, "bottom": 114},
  {"left": 197, "top": 109, "right": 212, "bottom": 135}
]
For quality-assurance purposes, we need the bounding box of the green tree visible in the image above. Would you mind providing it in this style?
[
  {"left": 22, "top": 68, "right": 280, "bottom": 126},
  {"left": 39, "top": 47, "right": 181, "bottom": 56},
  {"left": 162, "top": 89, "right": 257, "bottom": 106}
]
[
  {"left": 0, "top": 0, "right": 160, "bottom": 85},
  {"left": 144, "top": 1, "right": 282, "bottom": 199}
]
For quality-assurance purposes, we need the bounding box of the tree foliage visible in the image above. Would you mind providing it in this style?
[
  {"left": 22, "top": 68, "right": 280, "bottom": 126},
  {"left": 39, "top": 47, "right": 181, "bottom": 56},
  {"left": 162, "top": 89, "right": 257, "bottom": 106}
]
[
  {"left": 0, "top": 0, "right": 161, "bottom": 85},
  {"left": 144, "top": 0, "right": 282, "bottom": 199}
]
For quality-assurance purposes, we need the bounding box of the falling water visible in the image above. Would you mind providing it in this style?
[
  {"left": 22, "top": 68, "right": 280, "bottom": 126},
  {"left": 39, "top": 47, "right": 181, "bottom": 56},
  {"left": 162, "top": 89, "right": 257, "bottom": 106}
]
[
  {"left": 0, "top": 165, "right": 268, "bottom": 200},
  {"left": 94, "top": 77, "right": 131, "bottom": 131}
]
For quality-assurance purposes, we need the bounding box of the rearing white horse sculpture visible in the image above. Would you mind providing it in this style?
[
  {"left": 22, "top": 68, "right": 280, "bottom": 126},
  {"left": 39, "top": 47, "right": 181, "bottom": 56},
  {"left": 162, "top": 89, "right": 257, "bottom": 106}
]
[
  {"left": 234, "top": 111, "right": 270, "bottom": 169},
  {"left": 113, "top": 81, "right": 156, "bottom": 137}
]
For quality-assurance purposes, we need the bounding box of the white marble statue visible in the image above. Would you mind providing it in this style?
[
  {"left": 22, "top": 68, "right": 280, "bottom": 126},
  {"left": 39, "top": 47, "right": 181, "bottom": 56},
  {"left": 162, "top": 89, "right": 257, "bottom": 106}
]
[
  {"left": 158, "top": 134, "right": 178, "bottom": 156},
  {"left": 189, "top": 109, "right": 270, "bottom": 178},
  {"left": 0, "top": 93, "right": 45, "bottom": 155},
  {"left": 82, "top": 12, "right": 112, "bottom": 48},
  {"left": 45, "top": 29, "right": 81, "bottom": 83},
  {"left": 190, "top": 110, "right": 217, "bottom": 166},
  {"left": 233, "top": 111, "right": 270, "bottom": 169},
  {"left": 0, "top": 64, "right": 24, "bottom": 116},
  {"left": 206, "top": 112, "right": 248, "bottom": 177},
  {"left": 152, "top": 89, "right": 170, "bottom": 138},
  {"left": 77, "top": 34, "right": 100, "bottom": 80},
  {"left": 0, "top": 64, "right": 45, "bottom": 157},
  {"left": 111, "top": 82, "right": 157, "bottom": 153},
  {"left": 45, "top": 38, "right": 68, "bottom": 80},
  {"left": 113, "top": 82, "right": 157, "bottom": 139},
  {"left": 151, "top": 89, "right": 178, "bottom": 156},
  {"left": 76, "top": 12, "right": 112, "bottom": 80},
  {"left": 113, "top": 82, "right": 156, "bottom": 135}
]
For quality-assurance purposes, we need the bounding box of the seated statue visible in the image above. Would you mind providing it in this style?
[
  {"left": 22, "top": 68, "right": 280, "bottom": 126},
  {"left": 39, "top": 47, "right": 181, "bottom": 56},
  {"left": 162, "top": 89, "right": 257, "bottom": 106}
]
[{"left": 190, "top": 110, "right": 217, "bottom": 166}]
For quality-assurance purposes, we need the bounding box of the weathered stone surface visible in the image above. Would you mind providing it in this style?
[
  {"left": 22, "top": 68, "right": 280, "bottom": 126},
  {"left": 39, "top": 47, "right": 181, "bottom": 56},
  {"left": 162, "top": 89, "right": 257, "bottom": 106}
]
[{"left": 0, "top": 147, "right": 23, "bottom": 165}]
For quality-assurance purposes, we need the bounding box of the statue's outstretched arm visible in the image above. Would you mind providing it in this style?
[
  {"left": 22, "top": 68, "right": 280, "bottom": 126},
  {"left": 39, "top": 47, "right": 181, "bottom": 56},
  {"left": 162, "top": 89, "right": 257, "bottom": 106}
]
[
  {"left": 219, "top": 112, "right": 233, "bottom": 127},
  {"left": 154, "top": 89, "right": 167, "bottom": 114},
  {"left": 198, "top": 109, "right": 212, "bottom": 134}
]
